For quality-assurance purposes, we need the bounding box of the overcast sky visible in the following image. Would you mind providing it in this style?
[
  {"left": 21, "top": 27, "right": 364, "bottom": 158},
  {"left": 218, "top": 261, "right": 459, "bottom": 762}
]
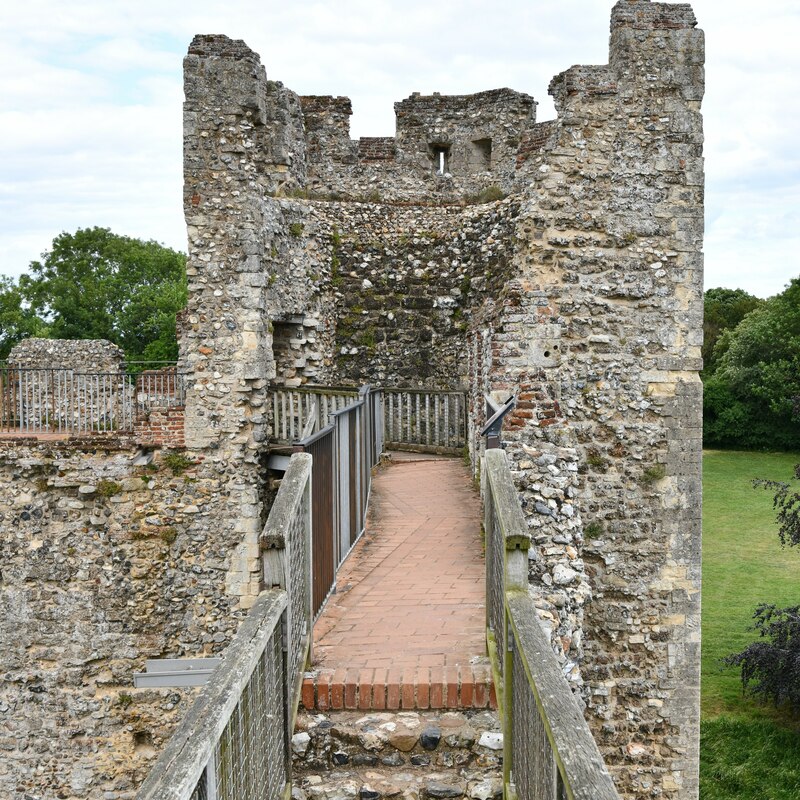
[{"left": 1, "top": 0, "right": 798, "bottom": 298}]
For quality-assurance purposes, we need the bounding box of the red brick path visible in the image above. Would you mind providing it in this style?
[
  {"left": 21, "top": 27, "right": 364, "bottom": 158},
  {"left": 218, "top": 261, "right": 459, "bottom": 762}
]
[{"left": 303, "top": 453, "right": 493, "bottom": 710}]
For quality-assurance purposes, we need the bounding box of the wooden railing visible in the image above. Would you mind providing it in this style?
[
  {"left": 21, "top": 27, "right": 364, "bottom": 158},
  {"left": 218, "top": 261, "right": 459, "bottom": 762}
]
[
  {"left": 0, "top": 366, "right": 184, "bottom": 435},
  {"left": 269, "top": 386, "right": 358, "bottom": 444},
  {"left": 384, "top": 388, "right": 466, "bottom": 453},
  {"left": 483, "top": 449, "right": 619, "bottom": 800},
  {"left": 137, "top": 453, "right": 313, "bottom": 800},
  {"left": 294, "top": 386, "right": 384, "bottom": 616}
]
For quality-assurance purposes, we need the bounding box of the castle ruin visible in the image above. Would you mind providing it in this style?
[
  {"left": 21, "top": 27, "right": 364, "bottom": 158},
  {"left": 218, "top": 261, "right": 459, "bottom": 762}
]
[{"left": 0, "top": 2, "right": 704, "bottom": 798}]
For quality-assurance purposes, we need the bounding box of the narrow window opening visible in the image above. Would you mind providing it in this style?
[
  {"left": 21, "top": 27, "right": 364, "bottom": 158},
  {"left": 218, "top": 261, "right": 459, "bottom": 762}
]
[{"left": 430, "top": 144, "right": 451, "bottom": 176}]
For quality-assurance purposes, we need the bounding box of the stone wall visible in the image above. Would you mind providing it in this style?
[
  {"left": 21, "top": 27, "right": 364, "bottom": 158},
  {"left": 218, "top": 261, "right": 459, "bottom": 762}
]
[
  {"left": 305, "top": 200, "right": 519, "bottom": 389},
  {"left": 300, "top": 89, "right": 535, "bottom": 203},
  {"left": 8, "top": 338, "right": 125, "bottom": 372},
  {"left": 0, "top": 439, "right": 267, "bottom": 798},
  {"left": 465, "top": 3, "right": 704, "bottom": 797}
]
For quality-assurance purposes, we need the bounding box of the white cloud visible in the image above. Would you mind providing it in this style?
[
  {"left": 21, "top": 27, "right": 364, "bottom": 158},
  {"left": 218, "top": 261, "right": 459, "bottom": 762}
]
[{"left": 0, "top": 0, "right": 797, "bottom": 299}]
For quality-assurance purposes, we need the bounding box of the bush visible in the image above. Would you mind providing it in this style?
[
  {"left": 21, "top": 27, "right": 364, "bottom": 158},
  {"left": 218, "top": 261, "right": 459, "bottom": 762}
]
[{"left": 725, "top": 603, "right": 800, "bottom": 711}]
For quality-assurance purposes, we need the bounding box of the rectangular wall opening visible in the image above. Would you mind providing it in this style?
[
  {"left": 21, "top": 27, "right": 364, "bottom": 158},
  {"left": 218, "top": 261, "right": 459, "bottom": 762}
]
[
  {"left": 430, "top": 144, "right": 451, "bottom": 176},
  {"left": 469, "top": 138, "right": 492, "bottom": 172}
]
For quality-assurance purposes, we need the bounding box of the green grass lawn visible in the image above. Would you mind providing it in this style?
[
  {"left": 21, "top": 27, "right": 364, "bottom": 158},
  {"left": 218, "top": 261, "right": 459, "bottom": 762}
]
[{"left": 701, "top": 450, "right": 800, "bottom": 798}]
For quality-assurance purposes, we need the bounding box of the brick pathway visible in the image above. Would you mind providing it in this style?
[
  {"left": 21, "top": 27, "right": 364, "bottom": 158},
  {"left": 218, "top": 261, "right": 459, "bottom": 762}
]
[{"left": 303, "top": 453, "right": 492, "bottom": 711}]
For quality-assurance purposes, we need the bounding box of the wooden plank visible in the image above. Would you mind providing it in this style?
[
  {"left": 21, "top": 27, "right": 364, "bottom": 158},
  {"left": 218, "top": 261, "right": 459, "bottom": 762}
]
[
  {"left": 484, "top": 449, "right": 532, "bottom": 558},
  {"left": 260, "top": 453, "right": 312, "bottom": 554}
]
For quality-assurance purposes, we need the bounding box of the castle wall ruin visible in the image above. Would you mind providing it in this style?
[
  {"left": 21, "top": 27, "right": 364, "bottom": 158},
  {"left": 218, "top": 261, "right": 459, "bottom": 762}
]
[
  {"left": 180, "top": 2, "right": 703, "bottom": 796},
  {"left": 0, "top": 2, "right": 704, "bottom": 798}
]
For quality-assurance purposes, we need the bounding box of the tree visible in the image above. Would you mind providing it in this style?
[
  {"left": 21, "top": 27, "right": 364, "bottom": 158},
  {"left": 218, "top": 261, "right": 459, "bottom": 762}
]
[
  {"left": 17, "top": 227, "right": 187, "bottom": 363},
  {"left": 0, "top": 276, "right": 47, "bottom": 360},
  {"left": 702, "top": 287, "right": 762, "bottom": 374},
  {"left": 703, "top": 278, "right": 800, "bottom": 450}
]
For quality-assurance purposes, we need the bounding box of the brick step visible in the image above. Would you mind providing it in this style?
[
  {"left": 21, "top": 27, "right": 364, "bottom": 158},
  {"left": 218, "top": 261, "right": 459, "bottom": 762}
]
[{"left": 301, "top": 665, "right": 496, "bottom": 711}]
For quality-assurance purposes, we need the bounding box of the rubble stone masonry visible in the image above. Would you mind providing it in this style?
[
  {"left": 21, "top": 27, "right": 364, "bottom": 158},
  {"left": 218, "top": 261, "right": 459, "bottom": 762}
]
[{"left": 0, "top": 2, "right": 703, "bottom": 798}]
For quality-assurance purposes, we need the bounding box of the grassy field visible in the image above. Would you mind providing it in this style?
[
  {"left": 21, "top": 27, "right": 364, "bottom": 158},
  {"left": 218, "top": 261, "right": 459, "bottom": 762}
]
[{"left": 701, "top": 450, "right": 800, "bottom": 798}]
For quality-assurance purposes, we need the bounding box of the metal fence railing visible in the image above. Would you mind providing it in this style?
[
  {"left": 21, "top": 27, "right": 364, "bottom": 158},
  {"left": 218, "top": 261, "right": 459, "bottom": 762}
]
[
  {"left": 483, "top": 449, "right": 620, "bottom": 800},
  {"left": 137, "top": 452, "right": 313, "bottom": 800},
  {"left": 294, "top": 386, "right": 384, "bottom": 616},
  {"left": 260, "top": 453, "right": 313, "bottom": 727},
  {"left": 269, "top": 386, "right": 359, "bottom": 444},
  {"left": 384, "top": 389, "right": 466, "bottom": 452},
  {"left": 0, "top": 366, "right": 184, "bottom": 435}
]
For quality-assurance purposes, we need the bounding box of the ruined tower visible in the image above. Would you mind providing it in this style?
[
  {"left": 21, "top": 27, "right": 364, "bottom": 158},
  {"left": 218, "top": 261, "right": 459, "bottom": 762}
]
[
  {"left": 181, "top": 1, "right": 704, "bottom": 797},
  {"left": 0, "top": 2, "right": 703, "bottom": 797}
]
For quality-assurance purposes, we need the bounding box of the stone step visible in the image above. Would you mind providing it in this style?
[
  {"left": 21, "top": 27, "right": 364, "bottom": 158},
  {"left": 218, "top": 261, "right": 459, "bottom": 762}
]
[
  {"left": 292, "top": 710, "right": 503, "bottom": 800},
  {"left": 294, "top": 768, "right": 503, "bottom": 800},
  {"left": 301, "top": 666, "right": 495, "bottom": 712}
]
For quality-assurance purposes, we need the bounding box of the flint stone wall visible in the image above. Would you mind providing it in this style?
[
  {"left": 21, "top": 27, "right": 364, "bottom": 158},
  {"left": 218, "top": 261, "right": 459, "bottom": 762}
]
[
  {"left": 301, "top": 89, "right": 535, "bottom": 202},
  {"left": 180, "top": 3, "right": 703, "bottom": 797},
  {"left": 0, "top": 439, "right": 267, "bottom": 798},
  {"left": 7, "top": 338, "right": 126, "bottom": 373}
]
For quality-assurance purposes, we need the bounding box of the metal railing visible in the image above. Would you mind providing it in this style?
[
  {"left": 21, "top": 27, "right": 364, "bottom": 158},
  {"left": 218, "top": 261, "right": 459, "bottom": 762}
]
[
  {"left": 384, "top": 388, "right": 466, "bottom": 452},
  {"left": 294, "top": 386, "right": 384, "bottom": 616},
  {"left": 270, "top": 386, "right": 359, "bottom": 444},
  {"left": 261, "top": 453, "right": 313, "bottom": 727},
  {"left": 138, "top": 452, "right": 313, "bottom": 800},
  {"left": 483, "top": 449, "right": 620, "bottom": 800},
  {"left": 0, "top": 366, "right": 184, "bottom": 435}
]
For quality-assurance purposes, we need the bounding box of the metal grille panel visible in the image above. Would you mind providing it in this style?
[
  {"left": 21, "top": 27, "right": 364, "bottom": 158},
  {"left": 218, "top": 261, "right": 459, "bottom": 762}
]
[
  {"left": 213, "top": 627, "right": 285, "bottom": 800},
  {"left": 384, "top": 389, "right": 466, "bottom": 449},
  {"left": 189, "top": 771, "right": 208, "bottom": 800},
  {"left": 269, "top": 388, "right": 358, "bottom": 443},
  {"left": 287, "top": 481, "right": 311, "bottom": 685},
  {"left": 0, "top": 366, "right": 184, "bottom": 434},
  {"left": 512, "top": 638, "right": 556, "bottom": 800},
  {"left": 485, "top": 487, "right": 505, "bottom": 676}
]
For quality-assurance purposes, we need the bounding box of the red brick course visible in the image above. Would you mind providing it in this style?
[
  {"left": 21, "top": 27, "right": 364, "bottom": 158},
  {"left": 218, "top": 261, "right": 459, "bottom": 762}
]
[
  {"left": 133, "top": 406, "right": 186, "bottom": 448},
  {"left": 301, "top": 664, "right": 495, "bottom": 711}
]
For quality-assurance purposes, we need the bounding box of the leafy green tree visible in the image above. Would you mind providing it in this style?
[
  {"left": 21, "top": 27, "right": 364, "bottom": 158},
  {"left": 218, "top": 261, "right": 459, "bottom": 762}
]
[
  {"left": 703, "top": 278, "right": 800, "bottom": 450},
  {"left": 18, "top": 227, "right": 187, "bottom": 362},
  {"left": 0, "top": 276, "right": 47, "bottom": 360},
  {"left": 702, "top": 287, "right": 763, "bottom": 374}
]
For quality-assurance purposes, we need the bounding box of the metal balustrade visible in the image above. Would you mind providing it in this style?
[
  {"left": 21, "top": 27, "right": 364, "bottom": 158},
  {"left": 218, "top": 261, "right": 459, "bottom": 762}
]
[
  {"left": 294, "top": 386, "right": 384, "bottom": 616},
  {"left": 137, "top": 453, "right": 313, "bottom": 800},
  {"left": 483, "top": 449, "right": 620, "bottom": 800},
  {"left": 261, "top": 453, "right": 314, "bottom": 727},
  {"left": 270, "top": 385, "right": 464, "bottom": 455},
  {"left": 0, "top": 366, "right": 184, "bottom": 435},
  {"left": 269, "top": 386, "right": 358, "bottom": 443}
]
